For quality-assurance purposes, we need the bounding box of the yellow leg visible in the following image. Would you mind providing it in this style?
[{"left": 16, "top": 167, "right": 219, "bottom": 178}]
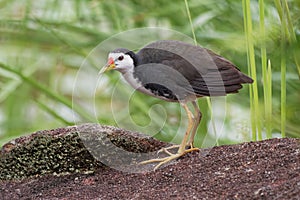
[
  {"left": 140, "top": 103, "right": 199, "bottom": 170},
  {"left": 159, "top": 102, "right": 201, "bottom": 155},
  {"left": 187, "top": 100, "right": 202, "bottom": 148},
  {"left": 178, "top": 103, "right": 194, "bottom": 152}
]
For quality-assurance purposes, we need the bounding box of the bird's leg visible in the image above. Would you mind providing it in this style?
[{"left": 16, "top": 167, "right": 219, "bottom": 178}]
[
  {"left": 177, "top": 103, "right": 199, "bottom": 153},
  {"left": 157, "top": 104, "right": 197, "bottom": 154},
  {"left": 140, "top": 103, "right": 199, "bottom": 170},
  {"left": 159, "top": 102, "right": 201, "bottom": 154},
  {"left": 187, "top": 100, "right": 202, "bottom": 148}
]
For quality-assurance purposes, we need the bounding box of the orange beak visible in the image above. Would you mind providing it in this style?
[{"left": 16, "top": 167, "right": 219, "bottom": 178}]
[{"left": 99, "top": 57, "right": 116, "bottom": 74}]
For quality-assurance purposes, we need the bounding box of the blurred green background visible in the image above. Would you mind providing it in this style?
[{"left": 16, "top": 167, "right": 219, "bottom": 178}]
[{"left": 0, "top": 0, "right": 299, "bottom": 148}]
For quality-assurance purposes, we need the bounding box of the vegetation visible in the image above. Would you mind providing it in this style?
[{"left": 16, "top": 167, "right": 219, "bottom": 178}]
[{"left": 0, "top": 0, "right": 299, "bottom": 147}]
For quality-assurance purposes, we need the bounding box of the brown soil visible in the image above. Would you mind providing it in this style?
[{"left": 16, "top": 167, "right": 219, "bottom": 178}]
[{"left": 0, "top": 124, "right": 299, "bottom": 199}]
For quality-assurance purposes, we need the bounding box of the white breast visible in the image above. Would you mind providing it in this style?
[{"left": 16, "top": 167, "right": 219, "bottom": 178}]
[
  {"left": 122, "top": 71, "right": 153, "bottom": 96},
  {"left": 122, "top": 71, "right": 177, "bottom": 102}
]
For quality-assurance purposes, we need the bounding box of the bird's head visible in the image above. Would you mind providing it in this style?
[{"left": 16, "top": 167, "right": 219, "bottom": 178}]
[{"left": 100, "top": 48, "right": 136, "bottom": 74}]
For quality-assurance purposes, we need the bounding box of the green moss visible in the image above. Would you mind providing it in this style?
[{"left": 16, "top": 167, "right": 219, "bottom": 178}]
[
  {"left": 0, "top": 124, "right": 166, "bottom": 180},
  {"left": 0, "top": 132, "right": 103, "bottom": 180}
]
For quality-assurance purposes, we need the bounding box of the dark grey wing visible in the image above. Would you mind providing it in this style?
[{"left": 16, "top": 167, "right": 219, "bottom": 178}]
[
  {"left": 137, "top": 40, "right": 253, "bottom": 97},
  {"left": 133, "top": 63, "right": 197, "bottom": 101},
  {"left": 206, "top": 49, "right": 253, "bottom": 83},
  {"left": 190, "top": 49, "right": 253, "bottom": 96},
  {"left": 138, "top": 40, "right": 214, "bottom": 75}
]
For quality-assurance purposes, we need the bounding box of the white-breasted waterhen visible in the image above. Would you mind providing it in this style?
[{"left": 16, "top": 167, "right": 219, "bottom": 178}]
[{"left": 100, "top": 40, "right": 253, "bottom": 170}]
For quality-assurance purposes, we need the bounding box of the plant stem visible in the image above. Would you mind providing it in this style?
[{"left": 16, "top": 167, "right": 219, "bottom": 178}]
[
  {"left": 243, "top": 0, "right": 262, "bottom": 140},
  {"left": 280, "top": 4, "right": 287, "bottom": 138},
  {"left": 260, "top": 0, "right": 273, "bottom": 139},
  {"left": 184, "top": 0, "right": 219, "bottom": 145}
]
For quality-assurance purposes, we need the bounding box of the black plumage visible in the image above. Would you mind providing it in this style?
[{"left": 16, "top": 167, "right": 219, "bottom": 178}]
[
  {"left": 102, "top": 40, "right": 253, "bottom": 170},
  {"left": 112, "top": 40, "right": 253, "bottom": 101}
]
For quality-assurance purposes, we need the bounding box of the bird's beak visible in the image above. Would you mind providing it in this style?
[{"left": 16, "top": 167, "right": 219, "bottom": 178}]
[{"left": 99, "top": 58, "right": 115, "bottom": 74}]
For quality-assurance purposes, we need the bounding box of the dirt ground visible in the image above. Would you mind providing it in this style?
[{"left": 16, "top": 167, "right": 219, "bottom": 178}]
[{"left": 0, "top": 124, "right": 299, "bottom": 199}]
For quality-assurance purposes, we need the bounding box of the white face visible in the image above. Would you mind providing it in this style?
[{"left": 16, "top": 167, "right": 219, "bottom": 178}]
[{"left": 108, "top": 52, "right": 134, "bottom": 73}]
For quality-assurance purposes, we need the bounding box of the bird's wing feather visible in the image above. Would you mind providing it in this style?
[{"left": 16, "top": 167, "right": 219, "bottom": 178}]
[
  {"left": 136, "top": 40, "right": 253, "bottom": 97},
  {"left": 133, "top": 63, "right": 196, "bottom": 100}
]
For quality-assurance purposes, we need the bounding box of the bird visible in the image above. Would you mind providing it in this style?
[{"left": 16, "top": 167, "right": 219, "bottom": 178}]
[{"left": 100, "top": 40, "right": 253, "bottom": 170}]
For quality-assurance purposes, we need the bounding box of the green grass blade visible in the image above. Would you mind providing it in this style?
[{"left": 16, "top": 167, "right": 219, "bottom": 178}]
[
  {"left": 242, "top": 1, "right": 256, "bottom": 140},
  {"left": 266, "top": 60, "right": 273, "bottom": 138},
  {"left": 275, "top": 0, "right": 300, "bottom": 78},
  {"left": 260, "top": 0, "right": 273, "bottom": 139},
  {"left": 243, "top": 0, "right": 262, "bottom": 140},
  {"left": 275, "top": 0, "right": 288, "bottom": 138},
  {"left": 280, "top": 47, "right": 286, "bottom": 138},
  {"left": 0, "top": 62, "right": 95, "bottom": 122},
  {"left": 184, "top": 0, "right": 197, "bottom": 45},
  {"left": 280, "top": 6, "right": 287, "bottom": 138},
  {"left": 35, "top": 98, "right": 74, "bottom": 125},
  {"left": 184, "top": 0, "right": 218, "bottom": 145}
]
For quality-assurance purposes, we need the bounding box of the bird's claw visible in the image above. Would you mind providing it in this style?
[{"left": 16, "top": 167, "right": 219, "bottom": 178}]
[
  {"left": 140, "top": 147, "right": 199, "bottom": 170},
  {"left": 157, "top": 145, "right": 181, "bottom": 155},
  {"left": 157, "top": 143, "right": 195, "bottom": 155},
  {"left": 140, "top": 152, "right": 183, "bottom": 170}
]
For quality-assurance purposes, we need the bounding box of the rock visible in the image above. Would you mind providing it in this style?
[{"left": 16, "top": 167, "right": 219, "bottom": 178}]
[{"left": 0, "top": 123, "right": 299, "bottom": 199}]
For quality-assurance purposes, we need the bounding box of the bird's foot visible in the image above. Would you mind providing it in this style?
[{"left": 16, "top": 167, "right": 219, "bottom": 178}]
[
  {"left": 140, "top": 147, "right": 199, "bottom": 170},
  {"left": 187, "top": 141, "right": 195, "bottom": 149},
  {"left": 157, "top": 145, "right": 181, "bottom": 155},
  {"left": 157, "top": 144, "right": 196, "bottom": 155}
]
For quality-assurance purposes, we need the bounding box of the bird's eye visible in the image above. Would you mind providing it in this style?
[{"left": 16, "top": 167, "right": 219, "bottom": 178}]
[{"left": 118, "top": 55, "right": 124, "bottom": 61}]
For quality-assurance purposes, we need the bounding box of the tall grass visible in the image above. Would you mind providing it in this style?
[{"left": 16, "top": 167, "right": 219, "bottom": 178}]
[
  {"left": 242, "top": 0, "right": 300, "bottom": 140},
  {"left": 265, "top": 60, "right": 273, "bottom": 138},
  {"left": 280, "top": 4, "right": 287, "bottom": 138},
  {"left": 243, "top": 0, "right": 262, "bottom": 140},
  {"left": 275, "top": 0, "right": 300, "bottom": 78},
  {"left": 259, "top": 0, "right": 273, "bottom": 139},
  {"left": 0, "top": 0, "right": 299, "bottom": 147},
  {"left": 0, "top": 63, "right": 95, "bottom": 122},
  {"left": 274, "top": 0, "right": 297, "bottom": 138}
]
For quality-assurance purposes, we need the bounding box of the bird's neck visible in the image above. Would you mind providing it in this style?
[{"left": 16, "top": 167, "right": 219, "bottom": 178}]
[{"left": 122, "top": 69, "right": 142, "bottom": 90}]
